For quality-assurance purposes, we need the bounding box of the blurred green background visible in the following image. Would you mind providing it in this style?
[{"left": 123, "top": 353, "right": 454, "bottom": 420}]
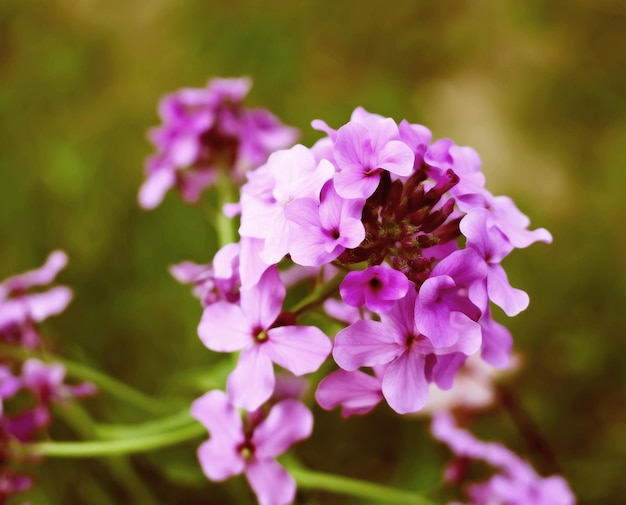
[{"left": 1, "top": 0, "right": 625, "bottom": 504}]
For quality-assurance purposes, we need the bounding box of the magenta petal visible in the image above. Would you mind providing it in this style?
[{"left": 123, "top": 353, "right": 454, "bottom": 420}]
[
  {"left": 0, "top": 250, "right": 68, "bottom": 298},
  {"left": 197, "top": 439, "right": 245, "bottom": 482},
  {"left": 245, "top": 459, "right": 296, "bottom": 505},
  {"left": 265, "top": 326, "right": 331, "bottom": 375},
  {"left": 333, "top": 320, "right": 402, "bottom": 370},
  {"left": 382, "top": 350, "right": 429, "bottom": 414},
  {"left": 480, "top": 315, "right": 513, "bottom": 368},
  {"left": 227, "top": 346, "right": 275, "bottom": 410},
  {"left": 253, "top": 399, "right": 313, "bottom": 458},
  {"left": 315, "top": 369, "right": 383, "bottom": 417},
  {"left": 198, "top": 302, "right": 250, "bottom": 352},
  {"left": 138, "top": 169, "right": 175, "bottom": 209},
  {"left": 191, "top": 390, "right": 243, "bottom": 442},
  {"left": 416, "top": 276, "right": 458, "bottom": 347},
  {"left": 487, "top": 264, "right": 529, "bottom": 317},
  {"left": 240, "top": 266, "right": 285, "bottom": 329},
  {"left": 376, "top": 140, "right": 414, "bottom": 176},
  {"left": 333, "top": 167, "right": 381, "bottom": 199},
  {"left": 26, "top": 286, "right": 73, "bottom": 322}
]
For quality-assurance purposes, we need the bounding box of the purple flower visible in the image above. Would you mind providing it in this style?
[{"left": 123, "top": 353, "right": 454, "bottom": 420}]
[
  {"left": 333, "top": 110, "right": 414, "bottom": 199},
  {"left": 0, "top": 251, "right": 72, "bottom": 348},
  {"left": 432, "top": 412, "right": 575, "bottom": 505},
  {"left": 198, "top": 266, "right": 331, "bottom": 410},
  {"left": 333, "top": 290, "right": 480, "bottom": 414},
  {"left": 20, "top": 359, "right": 96, "bottom": 405},
  {"left": 339, "top": 265, "right": 410, "bottom": 313},
  {"left": 461, "top": 208, "right": 530, "bottom": 317},
  {"left": 191, "top": 390, "right": 313, "bottom": 505},
  {"left": 239, "top": 145, "right": 335, "bottom": 266},
  {"left": 285, "top": 182, "right": 365, "bottom": 266},
  {"left": 415, "top": 249, "right": 487, "bottom": 348},
  {"left": 140, "top": 77, "right": 298, "bottom": 209}
]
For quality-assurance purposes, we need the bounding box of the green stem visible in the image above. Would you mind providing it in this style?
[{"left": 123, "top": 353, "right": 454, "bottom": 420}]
[
  {"left": 61, "top": 358, "right": 169, "bottom": 415},
  {"left": 57, "top": 404, "right": 160, "bottom": 505},
  {"left": 94, "top": 410, "right": 194, "bottom": 439},
  {"left": 289, "top": 467, "right": 438, "bottom": 505},
  {"left": 290, "top": 272, "right": 345, "bottom": 315},
  {"left": 214, "top": 170, "right": 237, "bottom": 247},
  {"left": 25, "top": 422, "right": 205, "bottom": 458}
]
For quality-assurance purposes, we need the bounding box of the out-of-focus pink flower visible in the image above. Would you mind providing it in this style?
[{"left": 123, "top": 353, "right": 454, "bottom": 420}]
[
  {"left": 432, "top": 412, "right": 575, "bottom": 505},
  {"left": 0, "top": 251, "right": 72, "bottom": 348},
  {"left": 140, "top": 77, "right": 298, "bottom": 209}
]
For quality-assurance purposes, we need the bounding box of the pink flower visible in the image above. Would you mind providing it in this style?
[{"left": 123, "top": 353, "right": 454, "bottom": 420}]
[
  {"left": 0, "top": 251, "right": 72, "bottom": 348},
  {"left": 140, "top": 77, "right": 297, "bottom": 209},
  {"left": 333, "top": 110, "right": 414, "bottom": 199},
  {"left": 285, "top": 182, "right": 365, "bottom": 266},
  {"left": 461, "top": 208, "right": 530, "bottom": 317},
  {"left": 191, "top": 390, "right": 313, "bottom": 505},
  {"left": 339, "top": 265, "right": 410, "bottom": 313},
  {"left": 333, "top": 290, "right": 480, "bottom": 414},
  {"left": 415, "top": 249, "right": 487, "bottom": 348},
  {"left": 198, "top": 266, "right": 331, "bottom": 410},
  {"left": 239, "top": 145, "right": 335, "bottom": 266}
]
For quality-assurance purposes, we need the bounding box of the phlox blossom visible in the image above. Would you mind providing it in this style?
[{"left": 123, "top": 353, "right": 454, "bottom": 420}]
[
  {"left": 197, "top": 266, "right": 331, "bottom": 410},
  {"left": 191, "top": 390, "right": 312, "bottom": 505}
]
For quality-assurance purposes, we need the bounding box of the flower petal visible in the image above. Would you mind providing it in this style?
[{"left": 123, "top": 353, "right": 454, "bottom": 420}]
[{"left": 245, "top": 459, "right": 296, "bottom": 505}]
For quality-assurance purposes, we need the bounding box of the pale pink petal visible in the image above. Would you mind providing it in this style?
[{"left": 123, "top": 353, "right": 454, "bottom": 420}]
[
  {"left": 0, "top": 251, "right": 68, "bottom": 297},
  {"left": 26, "top": 287, "right": 73, "bottom": 322},
  {"left": 253, "top": 399, "right": 313, "bottom": 458},
  {"left": 190, "top": 390, "right": 243, "bottom": 442},
  {"left": 333, "top": 167, "right": 380, "bottom": 199},
  {"left": 198, "top": 302, "right": 250, "bottom": 352},
  {"left": 265, "top": 326, "right": 331, "bottom": 375},
  {"left": 227, "top": 346, "right": 275, "bottom": 410},
  {"left": 487, "top": 264, "right": 529, "bottom": 317},
  {"left": 240, "top": 266, "right": 285, "bottom": 329},
  {"left": 480, "top": 315, "right": 513, "bottom": 368},
  {"left": 138, "top": 170, "right": 175, "bottom": 209},
  {"left": 382, "top": 349, "right": 429, "bottom": 414},
  {"left": 333, "top": 320, "right": 402, "bottom": 370},
  {"left": 197, "top": 439, "right": 245, "bottom": 481},
  {"left": 315, "top": 369, "right": 383, "bottom": 418},
  {"left": 245, "top": 459, "right": 296, "bottom": 505},
  {"left": 376, "top": 140, "right": 414, "bottom": 176}
]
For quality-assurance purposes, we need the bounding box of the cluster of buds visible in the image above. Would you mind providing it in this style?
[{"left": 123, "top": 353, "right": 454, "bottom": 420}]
[
  {"left": 0, "top": 252, "right": 95, "bottom": 502},
  {"left": 161, "top": 80, "right": 571, "bottom": 505}
]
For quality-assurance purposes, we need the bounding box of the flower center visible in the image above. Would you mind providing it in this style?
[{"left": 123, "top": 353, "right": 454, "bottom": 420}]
[{"left": 253, "top": 327, "right": 269, "bottom": 343}]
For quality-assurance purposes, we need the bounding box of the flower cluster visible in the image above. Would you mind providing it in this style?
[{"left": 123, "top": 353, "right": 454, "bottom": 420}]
[
  {"left": 139, "top": 77, "right": 298, "bottom": 209},
  {"left": 432, "top": 412, "right": 575, "bottom": 505},
  {"left": 175, "top": 93, "right": 556, "bottom": 504},
  {"left": 0, "top": 252, "right": 94, "bottom": 501}
]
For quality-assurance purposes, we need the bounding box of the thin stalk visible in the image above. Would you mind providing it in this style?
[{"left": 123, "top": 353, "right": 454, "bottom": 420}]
[
  {"left": 94, "top": 410, "right": 194, "bottom": 439},
  {"left": 25, "top": 422, "right": 205, "bottom": 458},
  {"left": 289, "top": 467, "right": 438, "bottom": 505},
  {"left": 214, "top": 170, "right": 238, "bottom": 247},
  {"left": 290, "top": 273, "right": 344, "bottom": 315},
  {"left": 57, "top": 403, "right": 160, "bottom": 505}
]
